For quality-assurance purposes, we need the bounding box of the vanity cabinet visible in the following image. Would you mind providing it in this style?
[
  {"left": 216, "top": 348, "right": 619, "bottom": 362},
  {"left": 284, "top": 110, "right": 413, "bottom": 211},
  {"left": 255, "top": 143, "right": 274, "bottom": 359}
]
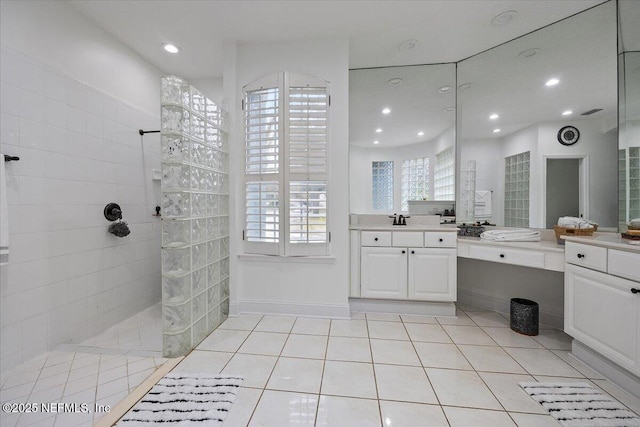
[
  {"left": 564, "top": 241, "right": 640, "bottom": 376},
  {"left": 358, "top": 231, "right": 457, "bottom": 302}
]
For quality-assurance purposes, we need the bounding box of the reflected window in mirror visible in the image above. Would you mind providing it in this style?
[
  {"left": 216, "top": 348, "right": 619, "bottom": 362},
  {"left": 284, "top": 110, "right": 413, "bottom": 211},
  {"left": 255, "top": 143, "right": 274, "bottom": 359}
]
[
  {"left": 401, "top": 157, "right": 430, "bottom": 211},
  {"left": 372, "top": 161, "right": 394, "bottom": 211}
]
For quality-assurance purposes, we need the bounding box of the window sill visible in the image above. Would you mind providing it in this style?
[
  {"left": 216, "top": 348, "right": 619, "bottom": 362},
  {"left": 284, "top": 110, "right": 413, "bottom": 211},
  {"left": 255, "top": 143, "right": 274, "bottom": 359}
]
[{"left": 238, "top": 254, "right": 336, "bottom": 264}]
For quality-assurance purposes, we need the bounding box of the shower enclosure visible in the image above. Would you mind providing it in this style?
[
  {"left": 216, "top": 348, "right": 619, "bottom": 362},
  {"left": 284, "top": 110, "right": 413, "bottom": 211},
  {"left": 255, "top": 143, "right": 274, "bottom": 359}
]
[{"left": 160, "top": 76, "right": 230, "bottom": 357}]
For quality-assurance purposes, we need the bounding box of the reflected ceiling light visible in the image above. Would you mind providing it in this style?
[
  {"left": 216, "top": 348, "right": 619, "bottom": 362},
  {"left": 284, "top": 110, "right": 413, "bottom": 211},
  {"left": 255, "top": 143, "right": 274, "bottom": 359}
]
[
  {"left": 491, "top": 10, "right": 518, "bottom": 26},
  {"left": 545, "top": 78, "right": 560, "bottom": 87},
  {"left": 375, "top": 128, "right": 383, "bottom": 133},
  {"left": 458, "top": 82, "right": 473, "bottom": 90},
  {"left": 417, "top": 131, "right": 425, "bottom": 136},
  {"left": 562, "top": 110, "right": 573, "bottom": 116},
  {"left": 489, "top": 113, "right": 499, "bottom": 120},
  {"left": 493, "top": 128, "right": 501, "bottom": 133},
  {"left": 439, "top": 86, "right": 452, "bottom": 93},
  {"left": 518, "top": 48, "right": 541, "bottom": 59},
  {"left": 387, "top": 78, "right": 403, "bottom": 85},
  {"left": 382, "top": 107, "right": 391, "bottom": 114},
  {"left": 373, "top": 140, "right": 380, "bottom": 145},
  {"left": 162, "top": 43, "right": 181, "bottom": 54},
  {"left": 399, "top": 39, "right": 419, "bottom": 51},
  {"left": 444, "top": 107, "right": 455, "bottom": 112}
]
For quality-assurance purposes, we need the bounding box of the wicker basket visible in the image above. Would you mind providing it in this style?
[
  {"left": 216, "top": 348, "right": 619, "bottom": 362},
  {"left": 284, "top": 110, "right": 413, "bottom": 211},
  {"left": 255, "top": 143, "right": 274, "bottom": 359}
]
[{"left": 553, "top": 224, "right": 597, "bottom": 244}]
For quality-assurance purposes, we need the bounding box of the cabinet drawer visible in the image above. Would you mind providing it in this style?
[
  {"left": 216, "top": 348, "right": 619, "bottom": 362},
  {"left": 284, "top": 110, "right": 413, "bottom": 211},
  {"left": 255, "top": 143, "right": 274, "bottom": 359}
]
[
  {"left": 565, "top": 242, "right": 607, "bottom": 272},
  {"left": 608, "top": 249, "right": 640, "bottom": 282},
  {"left": 424, "top": 232, "right": 457, "bottom": 248},
  {"left": 468, "top": 245, "right": 545, "bottom": 269},
  {"left": 361, "top": 231, "right": 391, "bottom": 246},
  {"left": 392, "top": 232, "right": 424, "bottom": 247}
]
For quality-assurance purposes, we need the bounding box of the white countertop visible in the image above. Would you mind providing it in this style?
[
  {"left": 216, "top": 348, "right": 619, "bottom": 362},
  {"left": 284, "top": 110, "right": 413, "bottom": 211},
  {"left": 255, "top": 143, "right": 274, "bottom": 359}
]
[
  {"left": 349, "top": 225, "right": 458, "bottom": 232},
  {"left": 563, "top": 233, "right": 640, "bottom": 253},
  {"left": 457, "top": 236, "right": 565, "bottom": 253}
]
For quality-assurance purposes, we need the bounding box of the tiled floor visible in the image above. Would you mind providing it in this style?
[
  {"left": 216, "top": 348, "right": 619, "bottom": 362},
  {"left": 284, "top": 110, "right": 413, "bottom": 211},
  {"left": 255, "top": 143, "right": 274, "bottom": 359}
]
[
  {"left": 171, "top": 305, "right": 640, "bottom": 427},
  {"left": 0, "top": 304, "right": 165, "bottom": 427}
]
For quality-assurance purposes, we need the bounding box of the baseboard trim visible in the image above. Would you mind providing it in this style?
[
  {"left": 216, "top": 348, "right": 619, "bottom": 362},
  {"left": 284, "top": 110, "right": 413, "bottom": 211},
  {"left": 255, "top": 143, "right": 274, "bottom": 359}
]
[
  {"left": 349, "top": 298, "right": 456, "bottom": 317},
  {"left": 233, "top": 300, "right": 351, "bottom": 319},
  {"left": 572, "top": 340, "right": 640, "bottom": 400},
  {"left": 457, "top": 288, "right": 563, "bottom": 329}
]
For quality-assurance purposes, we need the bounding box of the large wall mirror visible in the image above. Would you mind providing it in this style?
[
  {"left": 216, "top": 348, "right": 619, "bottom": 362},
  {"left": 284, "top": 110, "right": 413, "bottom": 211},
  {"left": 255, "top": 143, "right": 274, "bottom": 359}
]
[
  {"left": 349, "top": 64, "right": 456, "bottom": 218},
  {"left": 456, "top": 1, "right": 618, "bottom": 229}
]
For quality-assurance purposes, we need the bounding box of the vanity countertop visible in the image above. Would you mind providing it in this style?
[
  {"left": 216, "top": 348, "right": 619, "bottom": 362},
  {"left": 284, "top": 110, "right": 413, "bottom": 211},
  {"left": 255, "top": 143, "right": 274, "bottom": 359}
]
[
  {"left": 349, "top": 224, "right": 458, "bottom": 232},
  {"left": 563, "top": 233, "right": 640, "bottom": 253},
  {"left": 457, "top": 235, "right": 565, "bottom": 253}
]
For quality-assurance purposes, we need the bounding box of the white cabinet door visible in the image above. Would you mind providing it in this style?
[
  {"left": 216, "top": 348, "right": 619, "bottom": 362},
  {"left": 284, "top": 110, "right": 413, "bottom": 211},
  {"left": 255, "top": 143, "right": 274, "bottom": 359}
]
[
  {"left": 361, "top": 247, "right": 408, "bottom": 299},
  {"left": 565, "top": 264, "right": 639, "bottom": 375},
  {"left": 408, "top": 248, "right": 457, "bottom": 302}
]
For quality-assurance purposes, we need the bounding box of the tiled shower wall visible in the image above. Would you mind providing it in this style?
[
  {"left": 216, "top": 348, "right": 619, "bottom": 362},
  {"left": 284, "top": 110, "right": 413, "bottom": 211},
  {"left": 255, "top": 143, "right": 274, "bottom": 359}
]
[
  {"left": 160, "top": 76, "right": 230, "bottom": 358},
  {"left": 0, "top": 47, "right": 162, "bottom": 373}
]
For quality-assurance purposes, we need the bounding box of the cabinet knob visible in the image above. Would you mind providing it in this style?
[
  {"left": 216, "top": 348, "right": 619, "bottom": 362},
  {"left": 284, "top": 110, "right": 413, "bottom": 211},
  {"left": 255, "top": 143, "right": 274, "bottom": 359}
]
[
  {"left": 577, "top": 253, "right": 585, "bottom": 259},
  {"left": 439, "top": 238, "right": 443, "bottom": 242},
  {"left": 402, "top": 250, "right": 406, "bottom": 254},
  {"left": 632, "top": 288, "right": 639, "bottom": 294},
  {"left": 374, "top": 237, "right": 378, "bottom": 241},
  {"left": 411, "top": 250, "right": 415, "bottom": 254},
  {"left": 499, "top": 254, "right": 505, "bottom": 258}
]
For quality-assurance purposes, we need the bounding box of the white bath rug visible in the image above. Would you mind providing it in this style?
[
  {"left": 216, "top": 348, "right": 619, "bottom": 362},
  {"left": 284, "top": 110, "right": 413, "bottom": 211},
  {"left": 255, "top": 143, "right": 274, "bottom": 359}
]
[
  {"left": 520, "top": 382, "right": 640, "bottom": 426},
  {"left": 117, "top": 373, "right": 243, "bottom": 426}
]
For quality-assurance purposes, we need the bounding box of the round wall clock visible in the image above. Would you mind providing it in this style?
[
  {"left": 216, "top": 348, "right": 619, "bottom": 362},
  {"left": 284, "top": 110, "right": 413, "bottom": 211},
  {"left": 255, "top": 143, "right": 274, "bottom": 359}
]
[{"left": 557, "top": 125, "right": 580, "bottom": 146}]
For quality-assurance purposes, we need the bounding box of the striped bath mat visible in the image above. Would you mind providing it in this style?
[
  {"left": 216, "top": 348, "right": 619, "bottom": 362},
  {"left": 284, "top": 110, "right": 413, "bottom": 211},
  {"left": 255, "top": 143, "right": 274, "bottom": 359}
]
[
  {"left": 520, "top": 382, "right": 640, "bottom": 426},
  {"left": 118, "top": 373, "right": 243, "bottom": 426}
]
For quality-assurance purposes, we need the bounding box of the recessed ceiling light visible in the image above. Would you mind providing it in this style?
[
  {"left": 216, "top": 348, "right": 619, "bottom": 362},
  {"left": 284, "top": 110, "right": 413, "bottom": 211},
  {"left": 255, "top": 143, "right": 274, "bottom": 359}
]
[
  {"left": 489, "top": 113, "right": 499, "bottom": 120},
  {"left": 562, "top": 110, "right": 573, "bottom": 116},
  {"left": 387, "top": 78, "right": 403, "bottom": 86},
  {"left": 373, "top": 140, "right": 380, "bottom": 145},
  {"left": 382, "top": 108, "right": 391, "bottom": 115},
  {"left": 444, "top": 107, "right": 455, "bottom": 112},
  {"left": 439, "top": 86, "right": 452, "bottom": 93},
  {"left": 399, "top": 40, "right": 419, "bottom": 51},
  {"left": 162, "top": 43, "right": 181, "bottom": 54},
  {"left": 417, "top": 131, "right": 425, "bottom": 136},
  {"left": 458, "top": 83, "right": 473, "bottom": 90},
  {"left": 491, "top": 10, "right": 518, "bottom": 26},
  {"left": 545, "top": 78, "right": 560, "bottom": 87},
  {"left": 493, "top": 128, "right": 501, "bottom": 133},
  {"left": 375, "top": 128, "right": 383, "bottom": 133},
  {"left": 518, "top": 48, "right": 541, "bottom": 59}
]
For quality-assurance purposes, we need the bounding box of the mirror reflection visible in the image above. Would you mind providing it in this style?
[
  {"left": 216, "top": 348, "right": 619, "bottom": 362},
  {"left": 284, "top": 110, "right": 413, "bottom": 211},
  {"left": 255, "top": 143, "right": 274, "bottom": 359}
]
[
  {"left": 456, "top": 1, "right": 618, "bottom": 229},
  {"left": 349, "top": 64, "right": 456, "bottom": 220}
]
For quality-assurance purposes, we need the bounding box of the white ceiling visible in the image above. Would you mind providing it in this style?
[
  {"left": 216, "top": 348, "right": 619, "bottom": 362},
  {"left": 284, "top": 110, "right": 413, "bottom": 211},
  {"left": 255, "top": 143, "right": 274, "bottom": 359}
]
[{"left": 68, "top": 0, "right": 608, "bottom": 80}]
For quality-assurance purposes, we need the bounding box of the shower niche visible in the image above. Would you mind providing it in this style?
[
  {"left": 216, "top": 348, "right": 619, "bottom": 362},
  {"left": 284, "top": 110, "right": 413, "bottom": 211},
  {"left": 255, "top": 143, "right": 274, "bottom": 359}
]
[{"left": 160, "top": 76, "right": 230, "bottom": 357}]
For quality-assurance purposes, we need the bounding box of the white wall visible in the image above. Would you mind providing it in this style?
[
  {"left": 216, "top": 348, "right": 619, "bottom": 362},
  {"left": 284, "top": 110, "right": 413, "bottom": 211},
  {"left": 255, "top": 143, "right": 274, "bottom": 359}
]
[
  {"left": 228, "top": 38, "right": 351, "bottom": 316},
  {"left": 0, "top": 1, "right": 163, "bottom": 373},
  {"left": 459, "top": 137, "right": 502, "bottom": 224}
]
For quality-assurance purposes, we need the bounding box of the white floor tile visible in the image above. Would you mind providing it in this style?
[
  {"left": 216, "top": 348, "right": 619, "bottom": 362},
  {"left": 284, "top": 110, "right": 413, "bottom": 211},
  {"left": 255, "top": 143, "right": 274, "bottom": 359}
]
[
  {"left": 280, "top": 334, "right": 328, "bottom": 359},
  {"left": 63, "top": 375, "right": 97, "bottom": 397},
  {"left": 329, "top": 319, "right": 368, "bottom": 338},
  {"left": 458, "top": 345, "right": 527, "bottom": 374},
  {"left": 254, "top": 315, "right": 296, "bottom": 333},
  {"left": 436, "top": 311, "right": 476, "bottom": 326},
  {"left": 367, "top": 321, "right": 409, "bottom": 341},
  {"left": 321, "top": 361, "right": 377, "bottom": 399},
  {"left": 425, "top": 368, "right": 502, "bottom": 410},
  {"left": 316, "top": 395, "right": 381, "bottom": 427},
  {"left": 95, "top": 376, "right": 128, "bottom": 401},
  {"left": 196, "top": 329, "right": 251, "bottom": 352},
  {"left": 219, "top": 314, "right": 263, "bottom": 331},
  {"left": 481, "top": 327, "right": 544, "bottom": 348},
  {"left": 413, "top": 342, "right": 473, "bottom": 370},
  {"left": 266, "top": 357, "right": 324, "bottom": 394},
  {"left": 504, "top": 348, "right": 583, "bottom": 377},
  {"left": 249, "top": 390, "right": 317, "bottom": 427},
  {"left": 443, "top": 406, "right": 516, "bottom": 427},
  {"left": 0, "top": 382, "right": 34, "bottom": 402},
  {"left": 172, "top": 350, "right": 233, "bottom": 375},
  {"left": 441, "top": 325, "right": 497, "bottom": 346},
  {"left": 370, "top": 339, "right": 420, "bottom": 366},
  {"left": 291, "top": 317, "right": 331, "bottom": 335},
  {"left": 237, "top": 332, "right": 288, "bottom": 356},
  {"left": 478, "top": 372, "right": 546, "bottom": 414},
  {"left": 404, "top": 323, "right": 452, "bottom": 343},
  {"left": 374, "top": 364, "right": 438, "bottom": 404},
  {"left": 400, "top": 314, "right": 439, "bottom": 324},
  {"left": 532, "top": 329, "right": 573, "bottom": 350},
  {"left": 223, "top": 387, "right": 262, "bottom": 427},
  {"left": 325, "top": 337, "right": 372, "bottom": 363},
  {"left": 97, "top": 364, "right": 127, "bottom": 385},
  {"left": 127, "top": 367, "right": 155, "bottom": 389},
  {"left": 366, "top": 313, "right": 401, "bottom": 322},
  {"left": 508, "top": 412, "right": 561, "bottom": 427},
  {"left": 379, "top": 401, "right": 448, "bottom": 427},
  {"left": 222, "top": 353, "right": 277, "bottom": 389},
  {"left": 467, "top": 311, "right": 510, "bottom": 327}
]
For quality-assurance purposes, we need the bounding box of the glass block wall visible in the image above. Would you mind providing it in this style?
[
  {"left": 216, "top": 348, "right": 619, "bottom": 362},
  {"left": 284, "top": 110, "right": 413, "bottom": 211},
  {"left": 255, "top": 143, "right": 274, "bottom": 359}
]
[
  {"left": 434, "top": 147, "right": 455, "bottom": 200},
  {"left": 619, "top": 149, "right": 627, "bottom": 226},
  {"left": 630, "top": 147, "right": 640, "bottom": 222},
  {"left": 160, "top": 76, "right": 229, "bottom": 358},
  {"left": 458, "top": 160, "right": 476, "bottom": 223},
  {"left": 620, "top": 147, "right": 640, "bottom": 227},
  {"left": 504, "top": 151, "right": 530, "bottom": 227},
  {"left": 372, "top": 161, "right": 394, "bottom": 211}
]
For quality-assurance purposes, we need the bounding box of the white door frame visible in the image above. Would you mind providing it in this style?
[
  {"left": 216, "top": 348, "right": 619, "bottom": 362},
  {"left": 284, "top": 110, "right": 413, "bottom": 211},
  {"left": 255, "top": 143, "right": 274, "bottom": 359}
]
[{"left": 541, "top": 155, "right": 590, "bottom": 228}]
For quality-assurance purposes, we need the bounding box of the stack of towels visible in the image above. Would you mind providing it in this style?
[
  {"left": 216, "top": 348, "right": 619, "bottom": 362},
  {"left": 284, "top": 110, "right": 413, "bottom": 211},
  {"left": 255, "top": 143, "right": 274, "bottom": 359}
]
[
  {"left": 557, "top": 216, "right": 595, "bottom": 229},
  {"left": 480, "top": 229, "right": 541, "bottom": 242}
]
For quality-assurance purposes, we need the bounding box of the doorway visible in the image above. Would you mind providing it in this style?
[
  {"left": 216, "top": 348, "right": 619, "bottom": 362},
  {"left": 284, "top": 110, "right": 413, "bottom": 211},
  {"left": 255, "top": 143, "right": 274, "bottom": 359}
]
[{"left": 545, "top": 157, "right": 586, "bottom": 228}]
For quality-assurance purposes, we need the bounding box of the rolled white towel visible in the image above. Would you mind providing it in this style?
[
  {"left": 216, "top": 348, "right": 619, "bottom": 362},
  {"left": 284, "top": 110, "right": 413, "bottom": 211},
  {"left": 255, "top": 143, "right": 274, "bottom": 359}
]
[
  {"left": 557, "top": 216, "right": 594, "bottom": 229},
  {"left": 480, "top": 229, "right": 541, "bottom": 242}
]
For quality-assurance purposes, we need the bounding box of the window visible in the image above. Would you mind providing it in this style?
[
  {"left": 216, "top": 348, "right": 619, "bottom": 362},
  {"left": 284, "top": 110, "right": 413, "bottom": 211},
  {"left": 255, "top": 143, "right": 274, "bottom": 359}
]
[
  {"left": 402, "top": 157, "right": 429, "bottom": 211},
  {"left": 243, "top": 73, "right": 329, "bottom": 256},
  {"left": 372, "top": 161, "right": 394, "bottom": 211},
  {"left": 434, "top": 147, "right": 455, "bottom": 200}
]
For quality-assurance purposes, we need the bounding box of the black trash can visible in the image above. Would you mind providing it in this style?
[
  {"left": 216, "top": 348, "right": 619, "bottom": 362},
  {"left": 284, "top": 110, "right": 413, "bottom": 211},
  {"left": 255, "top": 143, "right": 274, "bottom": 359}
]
[{"left": 510, "top": 298, "right": 539, "bottom": 336}]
